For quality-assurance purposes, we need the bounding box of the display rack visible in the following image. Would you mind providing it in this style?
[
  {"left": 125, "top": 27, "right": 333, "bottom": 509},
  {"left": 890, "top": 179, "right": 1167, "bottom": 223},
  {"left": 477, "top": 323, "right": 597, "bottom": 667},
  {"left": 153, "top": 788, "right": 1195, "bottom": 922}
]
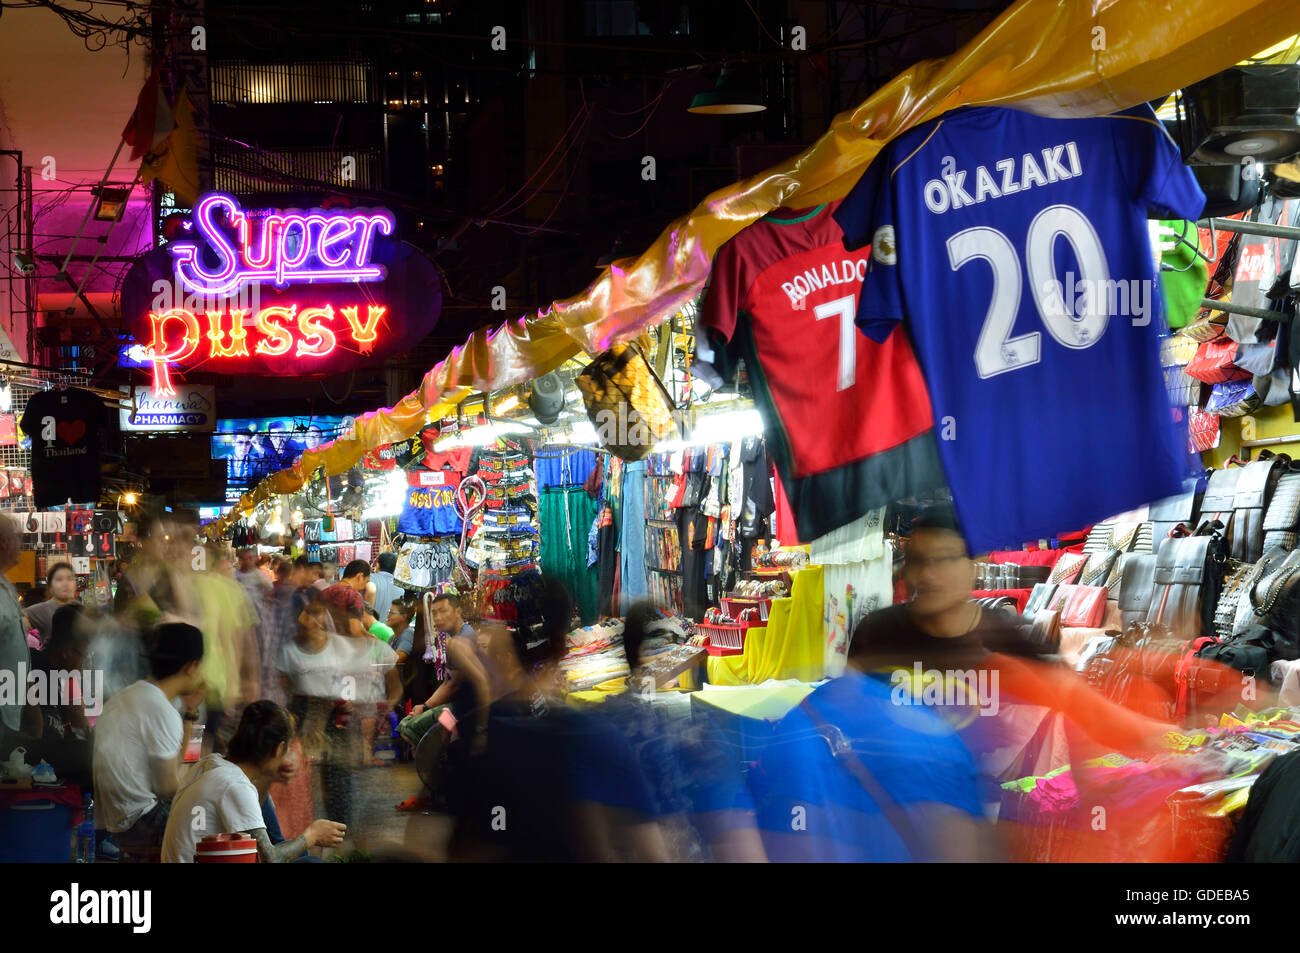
[
  {"left": 644, "top": 469, "right": 682, "bottom": 612},
  {"left": 0, "top": 364, "right": 97, "bottom": 512}
]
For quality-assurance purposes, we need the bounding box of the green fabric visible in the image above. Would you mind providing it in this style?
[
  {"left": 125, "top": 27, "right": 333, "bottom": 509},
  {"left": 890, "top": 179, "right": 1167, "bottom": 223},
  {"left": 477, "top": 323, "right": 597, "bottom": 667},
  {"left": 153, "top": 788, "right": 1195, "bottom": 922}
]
[
  {"left": 1159, "top": 219, "right": 1208, "bottom": 329},
  {"left": 540, "top": 486, "right": 601, "bottom": 623}
]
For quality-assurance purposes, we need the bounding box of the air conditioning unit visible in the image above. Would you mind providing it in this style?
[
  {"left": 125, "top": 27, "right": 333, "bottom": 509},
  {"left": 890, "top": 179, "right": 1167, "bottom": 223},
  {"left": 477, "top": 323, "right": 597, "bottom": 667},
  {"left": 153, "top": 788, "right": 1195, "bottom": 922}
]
[{"left": 1181, "top": 65, "right": 1300, "bottom": 165}]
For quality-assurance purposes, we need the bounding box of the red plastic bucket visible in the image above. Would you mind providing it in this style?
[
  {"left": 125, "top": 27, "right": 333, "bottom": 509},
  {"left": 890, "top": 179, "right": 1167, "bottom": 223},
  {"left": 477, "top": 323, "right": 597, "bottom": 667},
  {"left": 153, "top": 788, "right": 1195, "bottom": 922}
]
[{"left": 195, "top": 833, "right": 259, "bottom": 863}]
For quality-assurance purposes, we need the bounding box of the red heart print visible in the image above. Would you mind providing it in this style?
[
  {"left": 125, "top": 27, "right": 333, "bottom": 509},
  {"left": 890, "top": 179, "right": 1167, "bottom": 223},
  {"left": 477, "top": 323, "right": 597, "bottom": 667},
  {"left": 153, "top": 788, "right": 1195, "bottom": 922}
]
[{"left": 56, "top": 420, "right": 86, "bottom": 445}]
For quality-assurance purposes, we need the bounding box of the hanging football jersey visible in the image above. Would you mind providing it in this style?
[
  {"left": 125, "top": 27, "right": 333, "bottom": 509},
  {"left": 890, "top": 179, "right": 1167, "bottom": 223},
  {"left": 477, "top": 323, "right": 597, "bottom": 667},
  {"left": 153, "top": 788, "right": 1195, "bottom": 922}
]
[
  {"left": 835, "top": 103, "right": 1205, "bottom": 553},
  {"left": 698, "top": 201, "right": 944, "bottom": 540},
  {"left": 396, "top": 484, "right": 462, "bottom": 536}
]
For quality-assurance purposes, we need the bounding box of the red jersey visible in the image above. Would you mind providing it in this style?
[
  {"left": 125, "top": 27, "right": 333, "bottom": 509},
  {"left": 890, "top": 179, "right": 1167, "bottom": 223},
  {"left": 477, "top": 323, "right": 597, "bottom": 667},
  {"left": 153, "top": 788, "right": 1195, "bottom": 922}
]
[{"left": 699, "top": 202, "right": 944, "bottom": 539}]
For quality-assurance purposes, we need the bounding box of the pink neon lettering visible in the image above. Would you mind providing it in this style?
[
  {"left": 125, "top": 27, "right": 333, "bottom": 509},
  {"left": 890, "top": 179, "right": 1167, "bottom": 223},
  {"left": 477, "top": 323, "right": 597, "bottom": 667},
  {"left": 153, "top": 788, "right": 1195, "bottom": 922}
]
[{"left": 169, "top": 192, "right": 395, "bottom": 296}]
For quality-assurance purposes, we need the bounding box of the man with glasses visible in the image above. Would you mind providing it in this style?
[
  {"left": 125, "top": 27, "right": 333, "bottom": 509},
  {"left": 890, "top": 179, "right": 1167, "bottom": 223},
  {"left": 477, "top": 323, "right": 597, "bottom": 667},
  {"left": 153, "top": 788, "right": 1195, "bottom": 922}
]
[{"left": 848, "top": 504, "right": 1031, "bottom": 673}]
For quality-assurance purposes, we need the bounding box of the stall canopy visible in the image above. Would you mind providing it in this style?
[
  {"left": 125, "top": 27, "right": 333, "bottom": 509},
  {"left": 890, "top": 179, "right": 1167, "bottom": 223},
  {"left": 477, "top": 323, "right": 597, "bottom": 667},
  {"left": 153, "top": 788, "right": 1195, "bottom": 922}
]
[{"left": 201, "top": 0, "right": 1297, "bottom": 538}]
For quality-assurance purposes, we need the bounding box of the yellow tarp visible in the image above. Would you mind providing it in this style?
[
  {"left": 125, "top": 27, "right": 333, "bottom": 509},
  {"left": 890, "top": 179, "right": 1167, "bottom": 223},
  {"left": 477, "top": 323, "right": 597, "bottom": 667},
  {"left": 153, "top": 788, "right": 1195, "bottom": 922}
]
[
  {"left": 204, "top": 0, "right": 1300, "bottom": 538},
  {"left": 707, "top": 565, "right": 824, "bottom": 685}
]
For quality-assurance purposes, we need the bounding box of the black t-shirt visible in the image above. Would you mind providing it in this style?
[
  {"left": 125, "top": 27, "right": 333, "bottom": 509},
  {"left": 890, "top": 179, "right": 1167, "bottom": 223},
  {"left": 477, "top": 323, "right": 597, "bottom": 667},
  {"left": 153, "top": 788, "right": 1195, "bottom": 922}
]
[
  {"left": 21, "top": 387, "right": 104, "bottom": 508},
  {"left": 848, "top": 603, "right": 1037, "bottom": 673}
]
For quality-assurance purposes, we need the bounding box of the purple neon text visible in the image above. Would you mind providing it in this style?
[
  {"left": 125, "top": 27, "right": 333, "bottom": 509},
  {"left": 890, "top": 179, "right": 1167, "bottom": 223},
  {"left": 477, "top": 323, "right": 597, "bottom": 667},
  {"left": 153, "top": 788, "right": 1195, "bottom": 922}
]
[{"left": 168, "top": 192, "right": 395, "bottom": 296}]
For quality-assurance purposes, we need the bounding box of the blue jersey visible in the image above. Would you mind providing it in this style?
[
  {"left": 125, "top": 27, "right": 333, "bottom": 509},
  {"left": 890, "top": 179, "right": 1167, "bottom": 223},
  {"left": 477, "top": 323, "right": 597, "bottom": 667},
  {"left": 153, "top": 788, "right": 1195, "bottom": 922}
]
[
  {"left": 834, "top": 105, "right": 1205, "bottom": 552},
  {"left": 396, "top": 484, "right": 462, "bottom": 536}
]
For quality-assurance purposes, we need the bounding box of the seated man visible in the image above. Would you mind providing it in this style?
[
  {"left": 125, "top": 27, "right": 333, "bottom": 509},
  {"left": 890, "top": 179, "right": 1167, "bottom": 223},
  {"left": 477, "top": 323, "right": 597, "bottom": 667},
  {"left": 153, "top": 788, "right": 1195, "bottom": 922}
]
[
  {"left": 162, "top": 700, "right": 345, "bottom": 863},
  {"left": 25, "top": 604, "right": 95, "bottom": 789},
  {"left": 92, "top": 622, "right": 206, "bottom": 857}
]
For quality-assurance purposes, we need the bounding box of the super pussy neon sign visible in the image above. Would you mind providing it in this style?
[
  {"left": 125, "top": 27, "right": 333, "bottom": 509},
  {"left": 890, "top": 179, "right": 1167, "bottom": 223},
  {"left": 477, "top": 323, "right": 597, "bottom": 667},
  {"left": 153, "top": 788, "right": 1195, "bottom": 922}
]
[{"left": 169, "top": 193, "right": 395, "bottom": 295}]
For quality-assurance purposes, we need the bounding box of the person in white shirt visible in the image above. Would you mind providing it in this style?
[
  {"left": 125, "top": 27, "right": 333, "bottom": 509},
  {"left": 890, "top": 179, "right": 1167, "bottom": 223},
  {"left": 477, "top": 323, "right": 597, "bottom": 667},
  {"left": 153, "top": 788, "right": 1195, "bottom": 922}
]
[
  {"left": 162, "top": 700, "right": 345, "bottom": 862},
  {"left": 92, "top": 623, "right": 207, "bottom": 856}
]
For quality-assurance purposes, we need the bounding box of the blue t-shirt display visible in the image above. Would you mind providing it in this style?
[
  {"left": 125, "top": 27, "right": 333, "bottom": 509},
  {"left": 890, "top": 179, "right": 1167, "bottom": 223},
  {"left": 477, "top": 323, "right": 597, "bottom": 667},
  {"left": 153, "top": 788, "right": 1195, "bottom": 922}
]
[
  {"left": 396, "top": 484, "right": 461, "bottom": 536},
  {"left": 834, "top": 104, "right": 1205, "bottom": 552}
]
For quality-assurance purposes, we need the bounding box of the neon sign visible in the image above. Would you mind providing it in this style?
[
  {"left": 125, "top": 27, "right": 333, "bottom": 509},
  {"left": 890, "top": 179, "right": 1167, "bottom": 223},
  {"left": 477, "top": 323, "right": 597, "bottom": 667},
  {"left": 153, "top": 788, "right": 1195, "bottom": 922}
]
[
  {"left": 169, "top": 193, "right": 396, "bottom": 296},
  {"left": 122, "top": 191, "right": 441, "bottom": 391},
  {"left": 144, "top": 303, "right": 389, "bottom": 395}
]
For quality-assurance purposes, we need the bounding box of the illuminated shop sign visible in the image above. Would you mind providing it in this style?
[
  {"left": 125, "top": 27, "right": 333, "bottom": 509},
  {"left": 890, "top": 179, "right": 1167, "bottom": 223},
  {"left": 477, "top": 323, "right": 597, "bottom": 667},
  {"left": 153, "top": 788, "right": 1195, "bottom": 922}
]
[
  {"left": 121, "top": 192, "right": 442, "bottom": 395},
  {"left": 170, "top": 192, "right": 396, "bottom": 295}
]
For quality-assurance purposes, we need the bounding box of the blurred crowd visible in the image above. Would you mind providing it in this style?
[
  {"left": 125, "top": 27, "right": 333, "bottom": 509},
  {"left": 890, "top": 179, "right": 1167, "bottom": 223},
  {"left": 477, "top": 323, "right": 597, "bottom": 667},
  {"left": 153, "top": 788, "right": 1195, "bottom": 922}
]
[{"left": 0, "top": 505, "right": 1250, "bottom": 863}]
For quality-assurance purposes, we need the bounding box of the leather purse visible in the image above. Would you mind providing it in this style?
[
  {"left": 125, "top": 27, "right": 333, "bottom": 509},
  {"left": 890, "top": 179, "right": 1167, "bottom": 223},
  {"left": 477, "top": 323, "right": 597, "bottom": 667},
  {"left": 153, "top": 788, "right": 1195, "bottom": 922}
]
[
  {"left": 1212, "top": 558, "right": 1251, "bottom": 641},
  {"left": 1148, "top": 482, "right": 1200, "bottom": 554},
  {"left": 1231, "top": 550, "right": 1283, "bottom": 637},
  {"left": 1083, "top": 523, "right": 1115, "bottom": 553},
  {"left": 1133, "top": 522, "right": 1156, "bottom": 554},
  {"left": 1230, "top": 452, "right": 1290, "bottom": 563},
  {"left": 1079, "top": 549, "right": 1120, "bottom": 588},
  {"left": 1020, "top": 609, "right": 1062, "bottom": 654},
  {"left": 1062, "top": 585, "right": 1108, "bottom": 628},
  {"left": 1118, "top": 553, "right": 1158, "bottom": 629},
  {"left": 575, "top": 342, "right": 681, "bottom": 461},
  {"left": 1047, "top": 584, "right": 1078, "bottom": 612},
  {"left": 1022, "top": 582, "right": 1059, "bottom": 619},
  {"left": 1263, "top": 530, "right": 1299, "bottom": 551},
  {"left": 1049, "top": 553, "right": 1087, "bottom": 585},
  {"left": 1146, "top": 522, "right": 1229, "bottom": 641},
  {"left": 1200, "top": 464, "right": 1242, "bottom": 519},
  {"left": 1262, "top": 471, "right": 1300, "bottom": 537},
  {"left": 1247, "top": 545, "right": 1300, "bottom": 643}
]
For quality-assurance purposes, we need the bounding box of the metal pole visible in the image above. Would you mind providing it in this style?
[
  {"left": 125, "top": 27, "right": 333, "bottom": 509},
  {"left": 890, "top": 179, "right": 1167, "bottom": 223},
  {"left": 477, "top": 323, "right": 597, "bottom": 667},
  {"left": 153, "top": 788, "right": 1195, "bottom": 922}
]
[
  {"left": 1198, "top": 217, "right": 1300, "bottom": 241},
  {"left": 1199, "top": 297, "right": 1289, "bottom": 323},
  {"left": 69, "top": 169, "right": 144, "bottom": 302},
  {"left": 57, "top": 137, "right": 127, "bottom": 278}
]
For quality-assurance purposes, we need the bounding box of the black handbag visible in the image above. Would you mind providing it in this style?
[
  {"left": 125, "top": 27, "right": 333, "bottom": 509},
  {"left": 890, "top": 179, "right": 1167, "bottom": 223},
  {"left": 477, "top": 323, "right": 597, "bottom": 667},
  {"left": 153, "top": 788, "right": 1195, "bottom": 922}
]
[
  {"left": 1262, "top": 471, "right": 1300, "bottom": 551},
  {"left": 1118, "top": 553, "right": 1157, "bottom": 630},
  {"left": 1146, "top": 521, "right": 1228, "bottom": 641},
  {"left": 1148, "top": 481, "right": 1200, "bottom": 554},
  {"left": 1247, "top": 545, "right": 1300, "bottom": 644},
  {"left": 1231, "top": 452, "right": 1290, "bottom": 563}
]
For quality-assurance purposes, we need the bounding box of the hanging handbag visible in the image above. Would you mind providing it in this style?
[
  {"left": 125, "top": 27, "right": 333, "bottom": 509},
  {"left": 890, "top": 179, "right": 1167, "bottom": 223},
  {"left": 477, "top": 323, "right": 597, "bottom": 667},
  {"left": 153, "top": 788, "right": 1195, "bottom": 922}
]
[
  {"left": 1188, "top": 410, "right": 1220, "bottom": 453},
  {"left": 1212, "top": 559, "right": 1251, "bottom": 641},
  {"left": 575, "top": 342, "right": 681, "bottom": 461},
  {"left": 1062, "top": 585, "right": 1108, "bottom": 628},
  {"left": 1206, "top": 379, "right": 1262, "bottom": 417},
  {"left": 1185, "top": 339, "right": 1252, "bottom": 384},
  {"left": 1165, "top": 366, "right": 1203, "bottom": 408}
]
